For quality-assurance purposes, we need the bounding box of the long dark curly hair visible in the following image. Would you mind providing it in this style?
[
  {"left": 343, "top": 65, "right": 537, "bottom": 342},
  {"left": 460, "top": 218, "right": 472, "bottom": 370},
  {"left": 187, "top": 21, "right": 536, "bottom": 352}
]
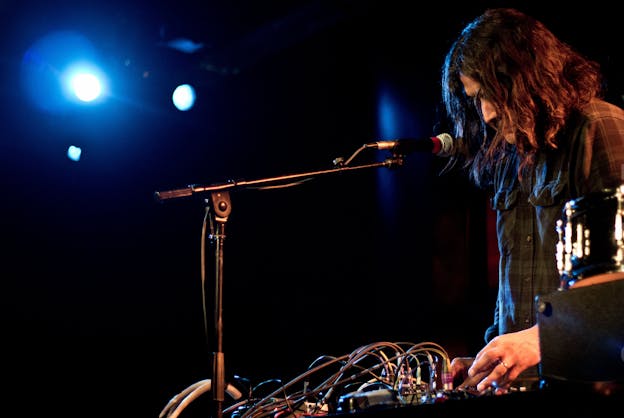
[{"left": 441, "top": 8, "right": 603, "bottom": 187}]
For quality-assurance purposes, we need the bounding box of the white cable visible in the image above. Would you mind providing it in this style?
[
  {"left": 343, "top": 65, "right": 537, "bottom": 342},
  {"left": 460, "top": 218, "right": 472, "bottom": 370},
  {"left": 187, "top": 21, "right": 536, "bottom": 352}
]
[
  {"left": 160, "top": 379, "right": 211, "bottom": 418},
  {"left": 160, "top": 379, "right": 244, "bottom": 418}
]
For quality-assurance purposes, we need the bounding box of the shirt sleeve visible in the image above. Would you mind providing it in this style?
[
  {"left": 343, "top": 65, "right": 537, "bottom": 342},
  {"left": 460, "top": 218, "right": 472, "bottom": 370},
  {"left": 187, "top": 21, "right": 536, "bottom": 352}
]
[
  {"left": 579, "top": 101, "right": 624, "bottom": 192},
  {"left": 484, "top": 296, "right": 500, "bottom": 343}
]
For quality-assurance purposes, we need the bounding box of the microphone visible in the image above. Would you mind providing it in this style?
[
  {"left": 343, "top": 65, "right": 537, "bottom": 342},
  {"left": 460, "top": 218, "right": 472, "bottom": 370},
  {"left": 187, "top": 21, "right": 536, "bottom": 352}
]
[{"left": 367, "top": 133, "right": 454, "bottom": 157}]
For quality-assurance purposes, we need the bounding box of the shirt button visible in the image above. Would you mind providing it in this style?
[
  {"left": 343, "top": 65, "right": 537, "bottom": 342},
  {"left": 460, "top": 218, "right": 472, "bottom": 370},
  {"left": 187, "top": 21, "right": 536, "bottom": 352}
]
[{"left": 526, "top": 235, "right": 532, "bottom": 242}]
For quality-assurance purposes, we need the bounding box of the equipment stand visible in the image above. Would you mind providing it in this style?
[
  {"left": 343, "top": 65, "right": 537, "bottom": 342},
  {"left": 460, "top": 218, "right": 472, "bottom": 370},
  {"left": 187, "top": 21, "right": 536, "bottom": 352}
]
[
  {"left": 155, "top": 150, "right": 405, "bottom": 418},
  {"left": 207, "top": 191, "right": 231, "bottom": 418}
]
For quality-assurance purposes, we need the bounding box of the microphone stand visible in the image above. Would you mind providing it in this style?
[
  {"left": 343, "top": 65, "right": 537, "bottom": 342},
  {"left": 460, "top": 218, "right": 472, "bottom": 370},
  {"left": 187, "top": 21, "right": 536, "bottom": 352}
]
[{"left": 155, "top": 152, "right": 405, "bottom": 418}]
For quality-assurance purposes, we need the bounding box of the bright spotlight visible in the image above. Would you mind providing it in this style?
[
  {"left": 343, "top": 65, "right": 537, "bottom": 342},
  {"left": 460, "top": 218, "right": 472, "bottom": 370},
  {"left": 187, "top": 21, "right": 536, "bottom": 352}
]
[
  {"left": 21, "top": 30, "right": 108, "bottom": 112},
  {"left": 70, "top": 72, "right": 102, "bottom": 102},
  {"left": 67, "top": 145, "right": 82, "bottom": 161},
  {"left": 62, "top": 62, "right": 108, "bottom": 104},
  {"left": 172, "top": 84, "right": 196, "bottom": 111}
]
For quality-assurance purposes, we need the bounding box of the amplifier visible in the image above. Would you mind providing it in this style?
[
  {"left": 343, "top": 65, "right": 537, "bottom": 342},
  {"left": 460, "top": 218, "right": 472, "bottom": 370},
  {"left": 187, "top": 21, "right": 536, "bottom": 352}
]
[{"left": 536, "top": 278, "right": 624, "bottom": 384}]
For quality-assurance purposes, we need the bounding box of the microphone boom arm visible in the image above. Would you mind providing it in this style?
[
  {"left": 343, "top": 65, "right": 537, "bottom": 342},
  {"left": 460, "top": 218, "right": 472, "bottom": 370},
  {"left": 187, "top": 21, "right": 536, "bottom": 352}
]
[{"left": 154, "top": 156, "right": 404, "bottom": 201}]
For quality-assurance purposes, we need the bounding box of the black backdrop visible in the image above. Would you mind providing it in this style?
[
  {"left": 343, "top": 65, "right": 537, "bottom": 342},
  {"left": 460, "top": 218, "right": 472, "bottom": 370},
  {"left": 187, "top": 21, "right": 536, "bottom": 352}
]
[{"left": 1, "top": 1, "right": 621, "bottom": 417}]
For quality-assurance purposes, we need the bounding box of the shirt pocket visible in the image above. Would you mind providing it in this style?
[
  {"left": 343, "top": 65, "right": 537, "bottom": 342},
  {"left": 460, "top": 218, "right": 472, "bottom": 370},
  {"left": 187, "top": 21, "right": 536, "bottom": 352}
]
[
  {"left": 491, "top": 187, "right": 518, "bottom": 256},
  {"left": 528, "top": 181, "right": 568, "bottom": 244},
  {"left": 528, "top": 181, "right": 567, "bottom": 207}
]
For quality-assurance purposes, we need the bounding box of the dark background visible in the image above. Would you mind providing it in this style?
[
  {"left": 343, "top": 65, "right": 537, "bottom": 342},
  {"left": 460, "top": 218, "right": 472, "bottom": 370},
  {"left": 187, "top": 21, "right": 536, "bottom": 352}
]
[{"left": 1, "top": 1, "right": 621, "bottom": 417}]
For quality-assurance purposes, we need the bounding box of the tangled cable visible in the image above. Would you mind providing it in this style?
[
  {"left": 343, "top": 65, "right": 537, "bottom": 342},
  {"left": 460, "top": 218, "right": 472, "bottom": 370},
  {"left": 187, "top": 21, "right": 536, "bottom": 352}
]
[{"left": 160, "top": 341, "right": 454, "bottom": 418}]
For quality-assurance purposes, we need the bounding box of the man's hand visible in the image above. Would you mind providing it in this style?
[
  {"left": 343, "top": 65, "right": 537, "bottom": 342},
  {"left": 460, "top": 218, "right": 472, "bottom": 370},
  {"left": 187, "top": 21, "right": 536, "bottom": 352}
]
[{"left": 450, "top": 325, "right": 541, "bottom": 394}]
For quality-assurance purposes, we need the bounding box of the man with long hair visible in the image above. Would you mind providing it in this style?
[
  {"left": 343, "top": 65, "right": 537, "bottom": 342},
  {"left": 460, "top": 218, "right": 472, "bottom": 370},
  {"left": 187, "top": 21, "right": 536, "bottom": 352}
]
[{"left": 440, "top": 8, "right": 624, "bottom": 393}]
